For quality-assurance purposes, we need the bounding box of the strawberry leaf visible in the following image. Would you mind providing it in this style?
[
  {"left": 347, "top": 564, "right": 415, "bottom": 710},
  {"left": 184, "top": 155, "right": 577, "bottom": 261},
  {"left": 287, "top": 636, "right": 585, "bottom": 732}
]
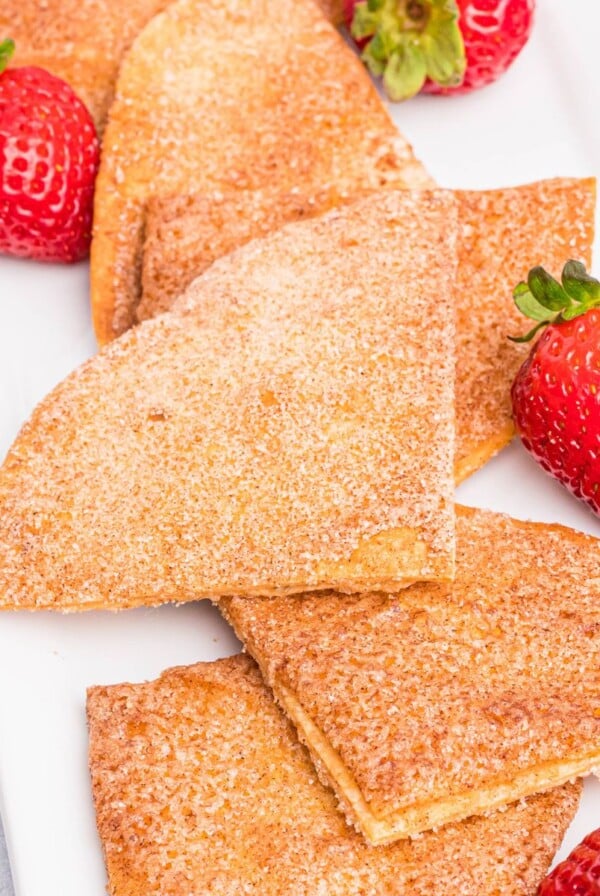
[
  {"left": 0, "top": 39, "right": 15, "bottom": 74},
  {"left": 383, "top": 41, "right": 428, "bottom": 101},
  {"left": 561, "top": 303, "right": 587, "bottom": 321},
  {"left": 508, "top": 321, "right": 550, "bottom": 344},
  {"left": 352, "top": 2, "right": 381, "bottom": 39},
  {"left": 513, "top": 282, "right": 555, "bottom": 322},
  {"left": 561, "top": 260, "right": 600, "bottom": 304},
  {"left": 527, "top": 267, "right": 569, "bottom": 312},
  {"left": 363, "top": 25, "right": 400, "bottom": 77},
  {"left": 421, "top": 3, "right": 465, "bottom": 86},
  {"left": 362, "top": 36, "right": 386, "bottom": 76}
]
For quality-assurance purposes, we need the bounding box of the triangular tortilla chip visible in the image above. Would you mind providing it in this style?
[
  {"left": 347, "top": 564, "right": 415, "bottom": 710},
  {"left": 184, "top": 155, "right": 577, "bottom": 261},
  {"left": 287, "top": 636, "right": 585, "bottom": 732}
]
[
  {"left": 140, "top": 177, "right": 596, "bottom": 480},
  {"left": 454, "top": 178, "right": 596, "bottom": 481},
  {"left": 139, "top": 184, "right": 403, "bottom": 324},
  {"left": 2, "top": 0, "right": 343, "bottom": 131},
  {"left": 222, "top": 505, "right": 600, "bottom": 845},
  {"left": 0, "top": 0, "right": 174, "bottom": 130},
  {"left": 91, "top": 0, "right": 431, "bottom": 343},
  {"left": 87, "top": 654, "right": 582, "bottom": 895},
  {"left": 0, "top": 191, "right": 456, "bottom": 611}
]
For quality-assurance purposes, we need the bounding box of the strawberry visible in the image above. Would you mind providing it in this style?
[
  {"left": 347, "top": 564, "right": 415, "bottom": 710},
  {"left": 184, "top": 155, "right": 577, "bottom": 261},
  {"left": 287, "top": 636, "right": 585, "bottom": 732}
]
[
  {"left": 537, "top": 827, "right": 600, "bottom": 895},
  {"left": 0, "top": 38, "right": 100, "bottom": 263},
  {"left": 344, "top": 0, "right": 535, "bottom": 101},
  {"left": 510, "top": 261, "right": 600, "bottom": 517},
  {"left": 422, "top": 0, "right": 535, "bottom": 95}
]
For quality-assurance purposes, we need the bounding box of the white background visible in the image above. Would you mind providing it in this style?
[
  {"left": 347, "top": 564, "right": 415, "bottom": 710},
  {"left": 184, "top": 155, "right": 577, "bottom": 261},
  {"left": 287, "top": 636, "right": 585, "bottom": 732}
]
[{"left": 0, "top": 1, "right": 599, "bottom": 893}]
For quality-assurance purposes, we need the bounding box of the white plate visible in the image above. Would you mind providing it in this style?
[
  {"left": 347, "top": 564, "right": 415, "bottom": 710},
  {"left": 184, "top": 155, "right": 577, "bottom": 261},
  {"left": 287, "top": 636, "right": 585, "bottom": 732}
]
[{"left": 1, "top": 1, "right": 600, "bottom": 893}]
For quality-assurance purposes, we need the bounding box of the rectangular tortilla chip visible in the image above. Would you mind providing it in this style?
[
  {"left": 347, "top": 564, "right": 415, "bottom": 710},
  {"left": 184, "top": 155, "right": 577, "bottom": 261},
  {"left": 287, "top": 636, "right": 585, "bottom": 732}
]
[
  {"left": 0, "top": 191, "right": 456, "bottom": 610},
  {"left": 87, "top": 654, "right": 582, "bottom": 895},
  {"left": 91, "top": 0, "right": 430, "bottom": 343},
  {"left": 222, "top": 505, "right": 600, "bottom": 845},
  {"left": 140, "top": 177, "right": 596, "bottom": 481}
]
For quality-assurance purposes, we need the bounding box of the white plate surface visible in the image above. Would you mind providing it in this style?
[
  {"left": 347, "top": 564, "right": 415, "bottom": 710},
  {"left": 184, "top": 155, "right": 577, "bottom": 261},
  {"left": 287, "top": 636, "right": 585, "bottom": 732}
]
[{"left": 1, "top": 1, "right": 600, "bottom": 893}]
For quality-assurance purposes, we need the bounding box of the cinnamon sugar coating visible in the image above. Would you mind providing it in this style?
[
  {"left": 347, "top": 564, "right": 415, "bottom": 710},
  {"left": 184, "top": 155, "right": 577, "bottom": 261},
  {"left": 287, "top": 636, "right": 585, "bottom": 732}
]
[
  {"left": 1, "top": 0, "right": 343, "bottom": 131},
  {"left": 223, "top": 505, "right": 600, "bottom": 842},
  {"left": 91, "top": 0, "right": 431, "bottom": 344},
  {"left": 140, "top": 177, "right": 596, "bottom": 481},
  {"left": 0, "top": 191, "right": 456, "bottom": 610},
  {"left": 87, "top": 654, "right": 581, "bottom": 896},
  {"left": 140, "top": 183, "right": 411, "bottom": 324},
  {"left": 454, "top": 178, "right": 596, "bottom": 481},
  {"left": 0, "top": 0, "right": 174, "bottom": 130},
  {"left": 315, "top": 0, "right": 344, "bottom": 23}
]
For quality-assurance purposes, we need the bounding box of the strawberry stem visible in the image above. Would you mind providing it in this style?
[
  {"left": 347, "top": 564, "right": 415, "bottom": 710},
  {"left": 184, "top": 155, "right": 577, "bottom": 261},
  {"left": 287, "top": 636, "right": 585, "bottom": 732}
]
[
  {"left": 510, "top": 260, "right": 600, "bottom": 343},
  {"left": 0, "top": 39, "right": 15, "bottom": 74},
  {"left": 351, "top": 0, "right": 465, "bottom": 101}
]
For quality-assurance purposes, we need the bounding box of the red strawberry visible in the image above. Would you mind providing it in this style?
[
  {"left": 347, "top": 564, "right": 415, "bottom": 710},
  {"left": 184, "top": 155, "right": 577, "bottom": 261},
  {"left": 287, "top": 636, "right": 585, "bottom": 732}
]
[
  {"left": 0, "top": 38, "right": 100, "bottom": 263},
  {"left": 538, "top": 827, "right": 600, "bottom": 895},
  {"left": 510, "top": 261, "right": 600, "bottom": 517},
  {"left": 423, "top": 0, "right": 535, "bottom": 95},
  {"left": 344, "top": 0, "right": 534, "bottom": 101}
]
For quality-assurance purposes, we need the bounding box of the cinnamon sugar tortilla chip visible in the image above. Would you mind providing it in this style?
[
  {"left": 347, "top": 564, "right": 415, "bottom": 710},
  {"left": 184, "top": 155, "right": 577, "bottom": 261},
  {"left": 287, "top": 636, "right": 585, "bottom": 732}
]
[
  {"left": 1, "top": 0, "right": 343, "bottom": 131},
  {"left": 139, "top": 184, "right": 400, "bottom": 324},
  {"left": 1, "top": 0, "right": 175, "bottom": 131},
  {"left": 90, "top": 0, "right": 431, "bottom": 344},
  {"left": 0, "top": 191, "right": 456, "bottom": 611},
  {"left": 454, "top": 178, "right": 596, "bottom": 481},
  {"left": 87, "top": 654, "right": 582, "bottom": 896},
  {"left": 222, "top": 505, "right": 600, "bottom": 845},
  {"left": 140, "top": 177, "right": 596, "bottom": 481}
]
